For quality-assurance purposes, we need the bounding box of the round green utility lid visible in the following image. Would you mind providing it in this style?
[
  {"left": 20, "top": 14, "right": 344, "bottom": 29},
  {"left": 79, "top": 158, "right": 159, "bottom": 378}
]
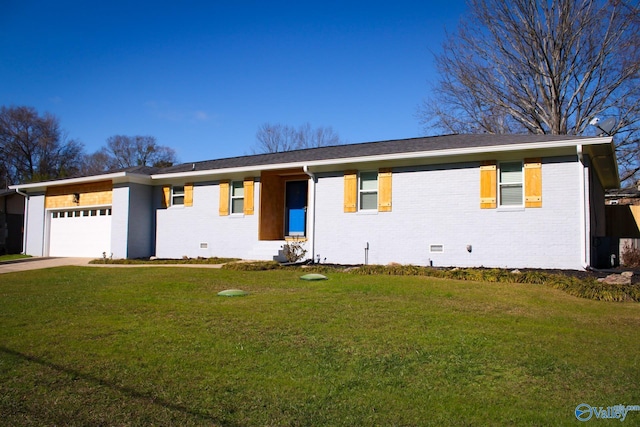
[
  {"left": 300, "top": 273, "right": 328, "bottom": 281},
  {"left": 217, "top": 289, "right": 248, "bottom": 297}
]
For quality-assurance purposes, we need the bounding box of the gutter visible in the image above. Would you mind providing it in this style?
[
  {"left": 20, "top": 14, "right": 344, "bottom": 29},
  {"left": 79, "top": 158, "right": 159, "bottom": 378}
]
[
  {"left": 303, "top": 165, "right": 316, "bottom": 263},
  {"left": 577, "top": 145, "right": 589, "bottom": 270},
  {"left": 13, "top": 188, "right": 29, "bottom": 255}
]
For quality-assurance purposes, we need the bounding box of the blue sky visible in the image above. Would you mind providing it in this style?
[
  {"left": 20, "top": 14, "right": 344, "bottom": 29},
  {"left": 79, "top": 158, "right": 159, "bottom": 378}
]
[{"left": 0, "top": 1, "right": 467, "bottom": 163}]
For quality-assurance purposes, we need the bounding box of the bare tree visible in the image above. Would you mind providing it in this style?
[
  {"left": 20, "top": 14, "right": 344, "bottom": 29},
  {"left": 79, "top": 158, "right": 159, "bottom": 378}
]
[
  {"left": 296, "top": 123, "right": 342, "bottom": 149},
  {"left": 80, "top": 150, "right": 112, "bottom": 176},
  {"left": 419, "top": 0, "right": 640, "bottom": 185},
  {"left": 253, "top": 123, "right": 343, "bottom": 153},
  {"left": 0, "top": 106, "right": 84, "bottom": 185},
  {"left": 89, "top": 135, "right": 177, "bottom": 171}
]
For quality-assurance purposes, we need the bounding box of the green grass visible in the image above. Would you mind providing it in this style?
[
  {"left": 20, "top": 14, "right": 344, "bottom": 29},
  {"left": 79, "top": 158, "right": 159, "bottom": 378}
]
[
  {"left": 0, "top": 254, "right": 31, "bottom": 262},
  {"left": 1, "top": 267, "right": 639, "bottom": 426}
]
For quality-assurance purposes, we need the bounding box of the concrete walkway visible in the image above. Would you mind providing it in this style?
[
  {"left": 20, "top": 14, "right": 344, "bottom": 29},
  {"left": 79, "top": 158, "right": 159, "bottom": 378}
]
[
  {"left": 0, "top": 257, "right": 227, "bottom": 274},
  {"left": 0, "top": 257, "right": 92, "bottom": 274}
]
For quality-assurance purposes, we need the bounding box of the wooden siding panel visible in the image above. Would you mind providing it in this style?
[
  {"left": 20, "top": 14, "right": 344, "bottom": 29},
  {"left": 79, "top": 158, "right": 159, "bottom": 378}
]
[
  {"left": 45, "top": 181, "right": 113, "bottom": 209},
  {"left": 479, "top": 161, "right": 497, "bottom": 209},
  {"left": 344, "top": 170, "right": 357, "bottom": 213},
  {"left": 259, "top": 172, "right": 285, "bottom": 240},
  {"left": 378, "top": 168, "right": 392, "bottom": 212},
  {"left": 524, "top": 158, "right": 542, "bottom": 208}
]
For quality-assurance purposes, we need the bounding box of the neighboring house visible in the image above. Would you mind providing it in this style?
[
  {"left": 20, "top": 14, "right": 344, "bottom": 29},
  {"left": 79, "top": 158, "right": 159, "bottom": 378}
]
[
  {"left": 604, "top": 183, "right": 640, "bottom": 266},
  {"left": 10, "top": 134, "right": 619, "bottom": 269},
  {"left": 0, "top": 189, "right": 25, "bottom": 255}
]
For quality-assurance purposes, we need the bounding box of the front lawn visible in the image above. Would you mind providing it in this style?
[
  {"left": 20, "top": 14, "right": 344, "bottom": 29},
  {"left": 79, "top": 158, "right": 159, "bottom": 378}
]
[
  {"left": 0, "top": 254, "right": 31, "bottom": 262},
  {"left": 1, "top": 267, "right": 639, "bottom": 425}
]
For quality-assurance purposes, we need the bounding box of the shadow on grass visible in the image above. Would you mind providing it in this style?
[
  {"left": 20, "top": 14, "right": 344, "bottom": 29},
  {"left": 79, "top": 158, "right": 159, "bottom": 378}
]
[{"left": 0, "top": 345, "right": 239, "bottom": 427}]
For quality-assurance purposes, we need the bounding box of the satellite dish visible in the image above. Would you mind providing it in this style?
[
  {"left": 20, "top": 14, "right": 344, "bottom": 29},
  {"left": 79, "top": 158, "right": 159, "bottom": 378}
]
[
  {"left": 590, "top": 117, "right": 617, "bottom": 136},
  {"left": 597, "top": 118, "right": 617, "bottom": 135}
]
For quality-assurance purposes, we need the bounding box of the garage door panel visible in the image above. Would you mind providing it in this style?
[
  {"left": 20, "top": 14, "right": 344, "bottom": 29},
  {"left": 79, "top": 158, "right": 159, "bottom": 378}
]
[{"left": 49, "top": 209, "right": 112, "bottom": 257}]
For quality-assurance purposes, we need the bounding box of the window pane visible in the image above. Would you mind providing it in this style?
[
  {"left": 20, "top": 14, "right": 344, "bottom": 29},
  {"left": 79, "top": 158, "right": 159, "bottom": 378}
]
[
  {"left": 173, "top": 196, "right": 185, "bottom": 205},
  {"left": 500, "top": 162, "right": 522, "bottom": 184},
  {"left": 232, "top": 181, "right": 244, "bottom": 197},
  {"left": 232, "top": 198, "right": 244, "bottom": 213},
  {"left": 360, "top": 192, "right": 378, "bottom": 210},
  {"left": 173, "top": 186, "right": 185, "bottom": 195},
  {"left": 501, "top": 185, "right": 523, "bottom": 205},
  {"left": 360, "top": 172, "right": 378, "bottom": 190}
]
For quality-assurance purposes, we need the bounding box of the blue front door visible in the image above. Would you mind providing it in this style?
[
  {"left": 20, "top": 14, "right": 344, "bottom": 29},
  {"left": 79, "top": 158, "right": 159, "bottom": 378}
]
[{"left": 285, "top": 180, "right": 307, "bottom": 236}]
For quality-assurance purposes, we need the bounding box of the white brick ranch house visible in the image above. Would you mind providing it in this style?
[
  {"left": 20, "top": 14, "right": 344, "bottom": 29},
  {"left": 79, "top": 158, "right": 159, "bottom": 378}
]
[{"left": 11, "top": 134, "right": 619, "bottom": 269}]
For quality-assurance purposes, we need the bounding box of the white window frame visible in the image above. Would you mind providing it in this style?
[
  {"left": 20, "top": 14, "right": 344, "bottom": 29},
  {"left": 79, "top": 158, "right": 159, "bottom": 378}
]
[
  {"left": 358, "top": 171, "right": 378, "bottom": 211},
  {"left": 498, "top": 161, "right": 524, "bottom": 207},
  {"left": 230, "top": 181, "right": 244, "bottom": 214},
  {"left": 171, "top": 185, "right": 185, "bottom": 206}
]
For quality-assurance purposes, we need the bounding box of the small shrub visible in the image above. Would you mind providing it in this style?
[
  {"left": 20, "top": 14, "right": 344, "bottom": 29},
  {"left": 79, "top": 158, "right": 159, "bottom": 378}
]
[
  {"left": 517, "top": 271, "right": 550, "bottom": 285},
  {"left": 345, "top": 263, "right": 640, "bottom": 302},
  {"left": 222, "top": 261, "right": 282, "bottom": 271},
  {"left": 89, "top": 257, "right": 239, "bottom": 265},
  {"left": 282, "top": 239, "right": 307, "bottom": 263},
  {"left": 621, "top": 243, "right": 640, "bottom": 268}
]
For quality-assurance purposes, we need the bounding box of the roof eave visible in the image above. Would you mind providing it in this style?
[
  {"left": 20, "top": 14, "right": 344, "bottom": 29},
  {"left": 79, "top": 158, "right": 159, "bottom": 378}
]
[
  {"left": 152, "top": 137, "right": 612, "bottom": 180},
  {"left": 583, "top": 139, "right": 620, "bottom": 189},
  {"left": 9, "top": 172, "right": 153, "bottom": 192}
]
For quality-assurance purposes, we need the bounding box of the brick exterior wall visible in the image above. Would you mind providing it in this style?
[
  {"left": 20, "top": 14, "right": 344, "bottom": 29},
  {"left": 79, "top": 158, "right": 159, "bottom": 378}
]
[{"left": 313, "top": 156, "right": 585, "bottom": 269}]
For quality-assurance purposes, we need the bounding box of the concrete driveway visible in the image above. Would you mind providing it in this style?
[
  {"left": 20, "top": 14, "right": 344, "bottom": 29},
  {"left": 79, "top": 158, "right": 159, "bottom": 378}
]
[
  {"left": 0, "top": 257, "right": 227, "bottom": 274},
  {"left": 0, "top": 257, "right": 92, "bottom": 274}
]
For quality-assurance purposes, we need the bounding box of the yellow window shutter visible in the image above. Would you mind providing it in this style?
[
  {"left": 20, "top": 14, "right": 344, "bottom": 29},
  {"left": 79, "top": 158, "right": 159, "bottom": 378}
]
[
  {"left": 378, "top": 168, "right": 392, "bottom": 212},
  {"left": 184, "top": 183, "right": 194, "bottom": 207},
  {"left": 219, "top": 180, "right": 229, "bottom": 216},
  {"left": 243, "top": 178, "right": 254, "bottom": 215},
  {"left": 162, "top": 185, "right": 170, "bottom": 208},
  {"left": 480, "top": 161, "right": 497, "bottom": 209},
  {"left": 524, "top": 158, "right": 542, "bottom": 208},
  {"left": 344, "top": 170, "right": 357, "bottom": 213}
]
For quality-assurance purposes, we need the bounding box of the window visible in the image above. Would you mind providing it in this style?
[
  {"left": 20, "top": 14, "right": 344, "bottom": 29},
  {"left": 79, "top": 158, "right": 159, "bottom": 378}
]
[
  {"left": 480, "top": 159, "right": 542, "bottom": 209},
  {"left": 344, "top": 169, "right": 392, "bottom": 213},
  {"left": 162, "top": 184, "right": 192, "bottom": 208},
  {"left": 499, "top": 162, "right": 523, "bottom": 206},
  {"left": 230, "top": 181, "right": 244, "bottom": 214},
  {"left": 359, "top": 171, "right": 378, "bottom": 210},
  {"left": 171, "top": 185, "right": 185, "bottom": 206}
]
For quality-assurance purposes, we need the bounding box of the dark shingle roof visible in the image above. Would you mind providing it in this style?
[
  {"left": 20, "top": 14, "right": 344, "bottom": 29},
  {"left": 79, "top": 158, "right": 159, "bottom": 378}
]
[{"left": 156, "top": 134, "right": 595, "bottom": 175}]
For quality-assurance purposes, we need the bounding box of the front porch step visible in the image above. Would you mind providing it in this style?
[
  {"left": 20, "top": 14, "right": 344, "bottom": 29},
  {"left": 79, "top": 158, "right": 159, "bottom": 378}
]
[
  {"left": 273, "top": 249, "right": 288, "bottom": 263},
  {"left": 246, "top": 241, "right": 286, "bottom": 262}
]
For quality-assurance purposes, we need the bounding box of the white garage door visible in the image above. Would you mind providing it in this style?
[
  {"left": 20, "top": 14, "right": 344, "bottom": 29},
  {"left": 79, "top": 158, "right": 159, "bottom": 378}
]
[{"left": 49, "top": 208, "right": 112, "bottom": 257}]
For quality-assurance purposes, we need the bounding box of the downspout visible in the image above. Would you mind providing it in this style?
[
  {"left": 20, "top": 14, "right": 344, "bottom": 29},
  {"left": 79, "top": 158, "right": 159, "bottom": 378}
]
[
  {"left": 14, "top": 188, "right": 29, "bottom": 255},
  {"left": 303, "top": 165, "right": 316, "bottom": 263},
  {"left": 577, "top": 145, "right": 589, "bottom": 270}
]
